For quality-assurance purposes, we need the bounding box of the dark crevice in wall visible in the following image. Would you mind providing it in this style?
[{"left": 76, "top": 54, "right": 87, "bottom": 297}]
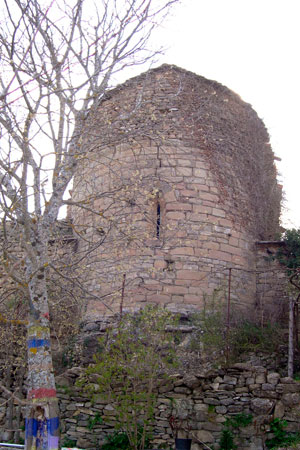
[{"left": 156, "top": 202, "right": 161, "bottom": 238}]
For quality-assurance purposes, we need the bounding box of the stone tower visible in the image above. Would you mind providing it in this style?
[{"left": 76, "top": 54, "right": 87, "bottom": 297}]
[{"left": 70, "top": 64, "right": 282, "bottom": 320}]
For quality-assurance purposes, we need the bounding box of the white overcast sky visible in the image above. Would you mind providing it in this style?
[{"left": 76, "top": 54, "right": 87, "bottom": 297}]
[{"left": 150, "top": 0, "right": 300, "bottom": 229}]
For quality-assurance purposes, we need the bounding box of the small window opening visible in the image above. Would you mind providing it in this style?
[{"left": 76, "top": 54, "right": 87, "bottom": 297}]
[{"left": 156, "top": 202, "right": 161, "bottom": 238}]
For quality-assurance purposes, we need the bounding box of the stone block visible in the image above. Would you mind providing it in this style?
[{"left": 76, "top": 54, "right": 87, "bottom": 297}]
[
  {"left": 250, "top": 398, "right": 274, "bottom": 414},
  {"left": 282, "top": 383, "right": 300, "bottom": 393},
  {"left": 193, "top": 204, "right": 212, "bottom": 214},
  {"left": 220, "top": 244, "right": 243, "bottom": 256},
  {"left": 170, "top": 247, "right": 195, "bottom": 256},
  {"left": 200, "top": 192, "right": 219, "bottom": 202},
  {"left": 267, "top": 372, "right": 280, "bottom": 385},
  {"left": 177, "top": 270, "right": 206, "bottom": 280},
  {"left": 203, "top": 422, "right": 222, "bottom": 432},
  {"left": 220, "top": 398, "right": 234, "bottom": 406},
  {"left": 215, "top": 405, "right": 227, "bottom": 414},
  {"left": 212, "top": 208, "right": 225, "bottom": 218},
  {"left": 194, "top": 403, "right": 208, "bottom": 412},
  {"left": 203, "top": 398, "right": 220, "bottom": 406},
  {"left": 193, "top": 167, "right": 208, "bottom": 178},
  {"left": 181, "top": 189, "right": 198, "bottom": 197},
  {"left": 154, "top": 260, "right": 168, "bottom": 269},
  {"left": 209, "top": 249, "right": 232, "bottom": 262},
  {"left": 176, "top": 167, "right": 193, "bottom": 176},
  {"left": 223, "top": 375, "right": 237, "bottom": 385},
  {"left": 280, "top": 377, "right": 294, "bottom": 383},
  {"left": 164, "top": 285, "right": 189, "bottom": 295},
  {"left": 227, "top": 405, "right": 243, "bottom": 413},
  {"left": 166, "top": 202, "right": 192, "bottom": 211},
  {"left": 281, "top": 393, "right": 300, "bottom": 406},
  {"left": 261, "top": 383, "right": 274, "bottom": 391},
  {"left": 195, "top": 430, "right": 214, "bottom": 443},
  {"left": 177, "top": 159, "right": 194, "bottom": 167},
  {"left": 274, "top": 401, "right": 285, "bottom": 418},
  {"left": 236, "top": 387, "right": 249, "bottom": 393},
  {"left": 166, "top": 211, "right": 185, "bottom": 220}
]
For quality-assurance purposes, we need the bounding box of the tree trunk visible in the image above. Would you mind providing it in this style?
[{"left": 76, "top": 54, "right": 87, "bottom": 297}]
[
  {"left": 25, "top": 266, "right": 59, "bottom": 450},
  {"left": 288, "top": 296, "right": 294, "bottom": 378},
  {"left": 5, "top": 368, "right": 14, "bottom": 442},
  {"left": 15, "top": 367, "right": 25, "bottom": 444}
]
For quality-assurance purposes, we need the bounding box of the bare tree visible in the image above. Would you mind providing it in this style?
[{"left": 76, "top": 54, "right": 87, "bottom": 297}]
[{"left": 0, "top": 0, "right": 179, "bottom": 448}]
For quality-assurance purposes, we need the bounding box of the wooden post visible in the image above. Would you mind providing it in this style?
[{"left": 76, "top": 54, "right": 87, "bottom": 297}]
[
  {"left": 226, "top": 268, "right": 232, "bottom": 365},
  {"left": 288, "top": 296, "right": 294, "bottom": 378}
]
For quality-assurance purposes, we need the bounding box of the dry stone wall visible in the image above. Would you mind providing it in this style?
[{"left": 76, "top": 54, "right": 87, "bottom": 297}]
[
  {"left": 2, "top": 359, "right": 300, "bottom": 449},
  {"left": 21, "top": 364, "right": 300, "bottom": 449}
]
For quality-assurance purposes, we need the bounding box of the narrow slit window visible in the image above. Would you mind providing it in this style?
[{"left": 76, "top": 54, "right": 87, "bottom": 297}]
[{"left": 156, "top": 202, "right": 161, "bottom": 238}]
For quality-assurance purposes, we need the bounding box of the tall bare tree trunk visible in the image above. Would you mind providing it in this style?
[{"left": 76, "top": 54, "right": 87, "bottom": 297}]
[{"left": 25, "top": 259, "right": 59, "bottom": 450}]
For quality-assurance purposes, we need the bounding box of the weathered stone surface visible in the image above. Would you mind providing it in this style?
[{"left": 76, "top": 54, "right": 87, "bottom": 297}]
[
  {"left": 267, "top": 372, "right": 280, "bottom": 385},
  {"left": 274, "top": 401, "right": 285, "bottom": 418},
  {"left": 232, "top": 363, "right": 253, "bottom": 371},
  {"left": 280, "top": 377, "right": 294, "bottom": 383},
  {"left": 195, "top": 430, "right": 214, "bottom": 443},
  {"left": 68, "top": 64, "right": 284, "bottom": 323},
  {"left": 3, "top": 365, "right": 300, "bottom": 450},
  {"left": 256, "top": 374, "right": 266, "bottom": 384},
  {"left": 194, "top": 403, "right": 208, "bottom": 412},
  {"left": 183, "top": 376, "right": 200, "bottom": 389},
  {"left": 215, "top": 405, "right": 227, "bottom": 414},
  {"left": 282, "top": 393, "right": 300, "bottom": 406},
  {"left": 282, "top": 383, "right": 300, "bottom": 393},
  {"left": 203, "top": 398, "right": 220, "bottom": 406},
  {"left": 261, "top": 383, "right": 274, "bottom": 391},
  {"left": 250, "top": 398, "right": 274, "bottom": 414},
  {"left": 220, "top": 398, "right": 233, "bottom": 406},
  {"left": 223, "top": 376, "right": 237, "bottom": 385}
]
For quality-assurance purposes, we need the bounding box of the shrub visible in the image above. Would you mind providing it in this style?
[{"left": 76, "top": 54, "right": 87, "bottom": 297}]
[
  {"left": 265, "top": 418, "right": 300, "bottom": 449},
  {"left": 80, "top": 305, "right": 178, "bottom": 450},
  {"left": 191, "top": 298, "right": 283, "bottom": 364},
  {"left": 101, "top": 428, "right": 151, "bottom": 450}
]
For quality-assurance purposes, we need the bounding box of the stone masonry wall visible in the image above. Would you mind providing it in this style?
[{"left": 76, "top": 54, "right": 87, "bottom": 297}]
[
  {"left": 71, "top": 139, "right": 257, "bottom": 319},
  {"left": 70, "top": 65, "right": 282, "bottom": 320},
  {"left": 55, "top": 365, "right": 300, "bottom": 450},
  {"left": 2, "top": 364, "right": 298, "bottom": 450},
  {"left": 256, "top": 242, "right": 289, "bottom": 323}
]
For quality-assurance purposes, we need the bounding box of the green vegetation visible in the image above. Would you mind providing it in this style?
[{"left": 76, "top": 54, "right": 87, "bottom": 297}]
[
  {"left": 232, "top": 321, "right": 283, "bottom": 355},
  {"left": 219, "top": 414, "right": 253, "bottom": 450},
  {"left": 62, "top": 437, "right": 77, "bottom": 448},
  {"left": 225, "top": 414, "right": 253, "bottom": 429},
  {"left": 276, "top": 228, "right": 300, "bottom": 273},
  {"left": 80, "top": 305, "right": 178, "bottom": 450},
  {"left": 265, "top": 418, "right": 300, "bottom": 449},
  {"left": 190, "top": 300, "right": 283, "bottom": 364},
  {"left": 88, "top": 411, "right": 103, "bottom": 430},
  {"left": 101, "top": 428, "right": 151, "bottom": 450},
  {"left": 219, "top": 428, "right": 237, "bottom": 450}
]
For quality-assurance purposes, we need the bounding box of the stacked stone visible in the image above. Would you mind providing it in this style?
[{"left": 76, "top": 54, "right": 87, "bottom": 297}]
[
  {"left": 256, "top": 242, "right": 289, "bottom": 322},
  {"left": 70, "top": 64, "right": 283, "bottom": 319},
  {"left": 52, "top": 364, "right": 300, "bottom": 450},
  {"left": 1, "top": 363, "right": 300, "bottom": 449}
]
